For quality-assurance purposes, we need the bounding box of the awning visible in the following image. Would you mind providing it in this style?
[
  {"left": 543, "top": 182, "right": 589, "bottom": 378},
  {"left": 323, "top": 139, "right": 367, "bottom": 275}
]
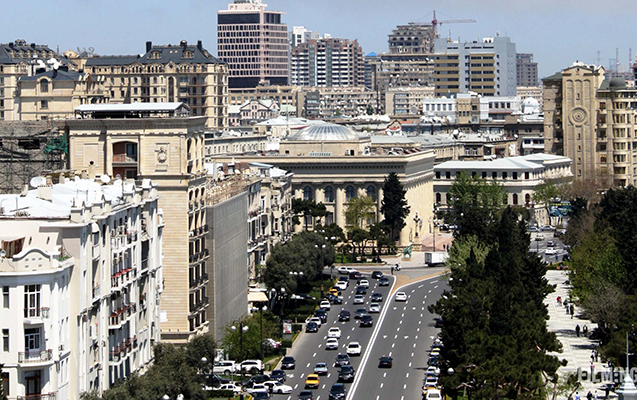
[{"left": 248, "top": 291, "right": 269, "bottom": 303}]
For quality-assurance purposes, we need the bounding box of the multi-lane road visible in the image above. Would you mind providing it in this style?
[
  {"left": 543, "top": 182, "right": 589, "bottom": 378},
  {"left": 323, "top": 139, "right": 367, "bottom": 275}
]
[{"left": 272, "top": 270, "right": 447, "bottom": 400}]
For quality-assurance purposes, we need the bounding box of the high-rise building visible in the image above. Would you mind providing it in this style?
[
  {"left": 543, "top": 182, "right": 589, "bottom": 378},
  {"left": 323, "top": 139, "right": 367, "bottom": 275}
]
[
  {"left": 388, "top": 22, "right": 436, "bottom": 54},
  {"left": 433, "top": 36, "right": 517, "bottom": 97},
  {"left": 516, "top": 53, "right": 538, "bottom": 87},
  {"left": 290, "top": 38, "right": 364, "bottom": 87},
  {"left": 218, "top": 0, "right": 289, "bottom": 89},
  {"left": 289, "top": 26, "right": 320, "bottom": 49}
]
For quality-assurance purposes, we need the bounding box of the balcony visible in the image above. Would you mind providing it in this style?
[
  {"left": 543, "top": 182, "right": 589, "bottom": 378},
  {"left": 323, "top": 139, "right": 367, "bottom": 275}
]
[
  {"left": 17, "top": 393, "right": 57, "bottom": 400},
  {"left": 92, "top": 285, "right": 101, "bottom": 300},
  {"left": 18, "top": 349, "right": 53, "bottom": 364},
  {"left": 112, "top": 153, "right": 138, "bottom": 164},
  {"left": 24, "top": 307, "right": 50, "bottom": 323}
]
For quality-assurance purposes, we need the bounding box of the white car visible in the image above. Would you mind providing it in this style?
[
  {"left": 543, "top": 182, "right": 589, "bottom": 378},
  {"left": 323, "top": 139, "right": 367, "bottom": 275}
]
[
  {"left": 346, "top": 342, "right": 362, "bottom": 356},
  {"left": 240, "top": 359, "right": 263, "bottom": 374},
  {"left": 353, "top": 294, "right": 365, "bottom": 304},
  {"left": 426, "top": 389, "right": 442, "bottom": 400},
  {"left": 338, "top": 266, "right": 355, "bottom": 275},
  {"left": 326, "top": 338, "right": 339, "bottom": 350},
  {"left": 395, "top": 292, "right": 408, "bottom": 302},
  {"left": 308, "top": 316, "right": 322, "bottom": 327},
  {"left": 246, "top": 384, "right": 268, "bottom": 394},
  {"left": 334, "top": 281, "right": 348, "bottom": 290},
  {"left": 425, "top": 375, "right": 439, "bottom": 387},
  {"left": 319, "top": 300, "right": 331, "bottom": 310},
  {"left": 328, "top": 327, "right": 342, "bottom": 338},
  {"left": 545, "top": 247, "right": 558, "bottom": 255},
  {"left": 215, "top": 383, "right": 241, "bottom": 395},
  {"left": 358, "top": 279, "right": 370, "bottom": 288},
  {"left": 426, "top": 366, "right": 441, "bottom": 377},
  {"left": 263, "top": 380, "right": 293, "bottom": 394},
  {"left": 369, "top": 303, "right": 380, "bottom": 313},
  {"left": 213, "top": 360, "right": 238, "bottom": 375}
]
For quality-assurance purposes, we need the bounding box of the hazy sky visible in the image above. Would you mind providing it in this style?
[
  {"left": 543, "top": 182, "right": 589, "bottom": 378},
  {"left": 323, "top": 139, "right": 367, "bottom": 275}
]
[{"left": 3, "top": 0, "right": 636, "bottom": 79}]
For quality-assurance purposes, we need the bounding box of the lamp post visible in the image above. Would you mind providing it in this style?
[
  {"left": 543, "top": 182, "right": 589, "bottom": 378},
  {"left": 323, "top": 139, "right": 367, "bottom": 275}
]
[
  {"left": 429, "top": 217, "right": 436, "bottom": 252},
  {"left": 201, "top": 356, "right": 210, "bottom": 386},
  {"left": 289, "top": 272, "right": 303, "bottom": 322},
  {"left": 251, "top": 305, "right": 268, "bottom": 361},
  {"left": 231, "top": 322, "right": 250, "bottom": 400}
]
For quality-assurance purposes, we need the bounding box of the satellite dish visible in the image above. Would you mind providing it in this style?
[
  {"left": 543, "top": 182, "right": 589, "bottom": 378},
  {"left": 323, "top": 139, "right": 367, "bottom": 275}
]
[
  {"left": 29, "top": 177, "right": 44, "bottom": 188},
  {"left": 0, "top": 250, "right": 6, "bottom": 258},
  {"left": 100, "top": 175, "right": 111, "bottom": 184}
]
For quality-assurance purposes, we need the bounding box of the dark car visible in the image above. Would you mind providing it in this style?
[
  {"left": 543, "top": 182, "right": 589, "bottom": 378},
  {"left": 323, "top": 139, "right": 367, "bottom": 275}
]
[
  {"left": 298, "top": 391, "right": 314, "bottom": 400},
  {"left": 355, "top": 285, "right": 367, "bottom": 295},
  {"left": 281, "top": 356, "right": 296, "bottom": 369},
  {"left": 270, "top": 369, "right": 286, "bottom": 383},
  {"left": 306, "top": 321, "right": 319, "bottom": 333},
  {"left": 378, "top": 355, "right": 393, "bottom": 368},
  {"left": 349, "top": 271, "right": 363, "bottom": 279},
  {"left": 354, "top": 308, "right": 367, "bottom": 319},
  {"left": 334, "top": 353, "right": 350, "bottom": 367},
  {"left": 371, "top": 270, "right": 384, "bottom": 279},
  {"left": 325, "top": 294, "right": 343, "bottom": 304},
  {"left": 360, "top": 314, "right": 373, "bottom": 327},
  {"left": 379, "top": 276, "right": 390, "bottom": 286},
  {"left": 434, "top": 317, "right": 443, "bottom": 328},
  {"left": 329, "top": 383, "right": 347, "bottom": 400},
  {"left": 371, "top": 292, "right": 383, "bottom": 302},
  {"left": 244, "top": 374, "right": 270, "bottom": 387},
  {"left": 208, "top": 373, "right": 231, "bottom": 387},
  {"left": 315, "top": 309, "right": 328, "bottom": 324},
  {"left": 338, "top": 365, "right": 356, "bottom": 382},
  {"left": 253, "top": 392, "right": 270, "bottom": 400},
  {"left": 338, "top": 276, "right": 349, "bottom": 284},
  {"left": 338, "top": 309, "right": 351, "bottom": 322}
]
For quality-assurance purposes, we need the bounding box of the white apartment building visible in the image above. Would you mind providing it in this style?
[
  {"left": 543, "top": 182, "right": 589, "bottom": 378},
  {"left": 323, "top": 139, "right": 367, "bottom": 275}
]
[{"left": 0, "top": 176, "right": 163, "bottom": 399}]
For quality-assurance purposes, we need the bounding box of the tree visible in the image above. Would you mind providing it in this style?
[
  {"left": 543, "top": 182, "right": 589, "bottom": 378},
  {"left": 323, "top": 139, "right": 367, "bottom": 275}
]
[
  {"left": 292, "top": 199, "right": 327, "bottom": 230},
  {"left": 381, "top": 172, "right": 410, "bottom": 241},
  {"left": 347, "top": 227, "right": 371, "bottom": 261},
  {"left": 533, "top": 181, "right": 561, "bottom": 224},
  {"left": 221, "top": 311, "right": 281, "bottom": 361},
  {"left": 369, "top": 222, "right": 393, "bottom": 255},
  {"left": 344, "top": 195, "right": 376, "bottom": 230},
  {"left": 366, "top": 104, "right": 375, "bottom": 115}
]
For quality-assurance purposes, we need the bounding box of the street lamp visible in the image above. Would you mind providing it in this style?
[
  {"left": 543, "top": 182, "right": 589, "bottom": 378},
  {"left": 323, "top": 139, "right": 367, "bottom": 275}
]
[
  {"left": 251, "top": 305, "right": 268, "bottom": 361},
  {"left": 429, "top": 217, "right": 436, "bottom": 252},
  {"left": 230, "top": 322, "right": 250, "bottom": 400},
  {"left": 201, "top": 356, "right": 210, "bottom": 386}
]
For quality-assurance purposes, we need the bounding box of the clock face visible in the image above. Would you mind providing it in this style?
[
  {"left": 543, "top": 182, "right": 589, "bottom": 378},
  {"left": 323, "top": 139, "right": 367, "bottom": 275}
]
[{"left": 571, "top": 107, "right": 587, "bottom": 125}]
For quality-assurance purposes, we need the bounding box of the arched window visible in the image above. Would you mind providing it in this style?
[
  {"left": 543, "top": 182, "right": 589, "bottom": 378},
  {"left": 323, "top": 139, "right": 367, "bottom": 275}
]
[
  {"left": 436, "top": 193, "right": 442, "bottom": 204},
  {"left": 324, "top": 186, "right": 334, "bottom": 202},
  {"left": 40, "top": 80, "right": 49, "bottom": 93},
  {"left": 512, "top": 193, "right": 518, "bottom": 205},
  {"left": 366, "top": 185, "right": 377, "bottom": 201},
  {"left": 345, "top": 185, "right": 356, "bottom": 201},
  {"left": 525, "top": 193, "right": 531, "bottom": 207},
  {"left": 303, "top": 186, "right": 313, "bottom": 201}
]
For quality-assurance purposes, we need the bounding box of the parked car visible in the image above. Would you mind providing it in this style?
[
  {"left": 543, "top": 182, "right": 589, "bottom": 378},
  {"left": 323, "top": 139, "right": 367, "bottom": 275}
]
[
  {"left": 338, "top": 266, "right": 355, "bottom": 275},
  {"left": 545, "top": 247, "right": 558, "bottom": 255},
  {"left": 214, "top": 383, "right": 241, "bottom": 395},
  {"left": 240, "top": 360, "right": 264, "bottom": 374},
  {"left": 252, "top": 392, "right": 270, "bottom": 400},
  {"left": 213, "top": 360, "right": 238, "bottom": 375},
  {"left": 334, "top": 281, "right": 348, "bottom": 291},
  {"left": 325, "top": 293, "right": 343, "bottom": 304},
  {"left": 263, "top": 380, "right": 293, "bottom": 394},
  {"left": 246, "top": 383, "right": 268, "bottom": 394},
  {"left": 270, "top": 369, "right": 286, "bottom": 383},
  {"left": 244, "top": 374, "right": 270, "bottom": 387},
  {"left": 306, "top": 321, "right": 319, "bottom": 333},
  {"left": 319, "top": 300, "right": 331, "bottom": 311},
  {"left": 314, "top": 310, "right": 327, "bottom": 324},
  {"left": 263, "top": 338, "right": 281, "bottom": 349},
  {"left": 281, "top": 356, "right": 296, "bottom": 369}
]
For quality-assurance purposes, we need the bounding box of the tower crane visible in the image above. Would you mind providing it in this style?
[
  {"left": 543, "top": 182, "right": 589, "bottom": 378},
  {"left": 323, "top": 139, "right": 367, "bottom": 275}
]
[{"left": 431, "top": 10, "right": 476, "bottom": 38}]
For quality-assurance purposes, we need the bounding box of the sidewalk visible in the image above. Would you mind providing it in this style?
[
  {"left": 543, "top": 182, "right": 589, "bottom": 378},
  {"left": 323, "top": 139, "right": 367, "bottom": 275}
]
[{"left": 545, "top": 270, "right": 615, "bottom": 399}]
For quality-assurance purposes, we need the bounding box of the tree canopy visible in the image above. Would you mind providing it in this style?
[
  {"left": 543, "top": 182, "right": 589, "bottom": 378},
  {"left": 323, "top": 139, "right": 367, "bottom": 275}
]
[
  {"left": 344, "top": 195, "right": 376, "bottom": 230},
  {"left": 381, "top": 172, "right": 410, "bottom": 240}
]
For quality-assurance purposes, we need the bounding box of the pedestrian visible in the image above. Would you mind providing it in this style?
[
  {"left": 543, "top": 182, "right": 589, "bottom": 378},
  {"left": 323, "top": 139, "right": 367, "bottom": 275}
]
[
  {"left": 593, "top": 390, "right": 598, "bottom": 400},
  {"left": 575, "top": 391, "right": 581, "bottom": 400},
  {"left": 604, "top": 385, "right": 610, "bottom": 399},
  {"left": 391, "top": 265, "right": 394, "bottom": 275},
  {"left": 587, "top": 391, "right": 593, "bottom": 400},
  {"left": 576, "top": 324, "right": 581, "bottom": 337},
  {"left": 557, "top": 296, "right": 562, "bottom": 306},
  {"left": 583, "top": 324, "right": 589, "bottom": 336},
  {"left": 595, "top": 350, "right": 599, "bottom": 363},
  {"left": 570, "top": 304, "right": 575, "bottom": 319},
  {"left": 591, "top": 353, "right": 595, "bottom": 363},
  {"left": 590, "top": 362, "right": 595, "bottom": 379}
]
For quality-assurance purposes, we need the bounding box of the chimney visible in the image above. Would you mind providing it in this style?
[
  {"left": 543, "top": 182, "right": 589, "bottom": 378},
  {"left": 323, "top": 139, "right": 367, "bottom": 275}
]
[
  {"left": 8, "top": 42, "right": 13, "bottom": 48},
  {"left": 146, "top": 41, "right": 152, "bottom": 53},
  {"left": 197, "top": 40, "right": 203, "bottom": 50},
  {"left": 37, "top": 186, "right": 52, "bottom": 202}
]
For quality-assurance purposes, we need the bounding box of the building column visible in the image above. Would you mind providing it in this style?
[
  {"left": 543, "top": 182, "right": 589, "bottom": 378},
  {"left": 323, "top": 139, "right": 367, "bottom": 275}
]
[{"left": 335, "top": 185, "right": 345, "bottom": 227}]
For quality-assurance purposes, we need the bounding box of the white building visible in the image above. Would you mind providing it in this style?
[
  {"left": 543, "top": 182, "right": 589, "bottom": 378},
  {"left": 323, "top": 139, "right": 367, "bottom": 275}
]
[{"left": 0, "top": 176, "right": 163, "bottom": 399}]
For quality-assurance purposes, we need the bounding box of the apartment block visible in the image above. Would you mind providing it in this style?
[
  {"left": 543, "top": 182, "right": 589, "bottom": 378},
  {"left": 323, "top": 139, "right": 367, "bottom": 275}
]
[
  {"left": 385, "top": 86, "right": 435, "bottom": 116},
  {"left": 65, "top": 103, "right": 209, "bottom": 344},
  {"left": 218, "top": 0, "right": 289, "bottom": 89},
  {"left": 290, "top": 38, "right": 364, "bottom": 87},
  {"left": 0, "top": 177, "right": 163, "bottom": 399},
  {"left": 388, "top": 22, "right": 436, "bottom": 54},
  {"left": 516, "top": 53, "right": 538, "bottom": 87}
]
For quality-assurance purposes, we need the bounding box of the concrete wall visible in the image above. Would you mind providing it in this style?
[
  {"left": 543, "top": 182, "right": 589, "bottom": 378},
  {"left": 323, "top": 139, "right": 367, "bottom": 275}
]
[{"left": 206, "top": 192, "right": 249, "bottom": 340}]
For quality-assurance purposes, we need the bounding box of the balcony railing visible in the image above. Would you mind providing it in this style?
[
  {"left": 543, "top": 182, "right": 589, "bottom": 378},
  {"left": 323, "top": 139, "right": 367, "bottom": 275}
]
[
  {"left": 112, "top": 153, "right": 138, "bottom": 163},
  {"left": 24, "top": 307, "right": 50, "bottom": 319},
  {"left": 92, "top": 285, "right": 101, "bottom": 299},
  {"left": 17, "top": 393, "right": 57, "bottom": 400},
  {"left": 18, "top": 349, "right": 53, "bottom": 363}
]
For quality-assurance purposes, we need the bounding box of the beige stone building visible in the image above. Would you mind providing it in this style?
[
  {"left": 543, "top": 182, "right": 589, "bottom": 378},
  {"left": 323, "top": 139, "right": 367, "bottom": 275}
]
[
  {"left": 81, "top": 40, "right": 228, "bottom": 130},
  {"left": 385, "top": 86, "right": 435, "bottom": 116},
  {"left": 65, "top": 103, "right": 209, "bottom": 343}
]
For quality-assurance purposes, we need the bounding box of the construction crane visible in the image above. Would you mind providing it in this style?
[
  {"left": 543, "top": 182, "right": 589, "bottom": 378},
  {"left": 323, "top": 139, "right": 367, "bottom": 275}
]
[{"left": 432, "top": 10, "right": 476, "bottom": 38}]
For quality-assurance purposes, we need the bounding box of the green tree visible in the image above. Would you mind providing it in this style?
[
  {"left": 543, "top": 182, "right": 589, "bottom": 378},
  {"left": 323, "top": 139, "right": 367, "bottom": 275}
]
[
  {"left": 381, "top": 172, "right": 410, "bottom": 241},
  {"left": 366, "top": 104, "right": 375, "bottom": 115},
  {"left": 348, "top": 227, "right": 371, "bottom": 261},
  {"left": 369, "top": 222, "right": 394, "bottom": 255},
  {"left": 221, "top": 311, "right": 281, "bottom": 361},
  {"left": 344, "top": 195, "right": 376, "bottom": 230},
  {"left": 534, "top": 181, "right": 561, "bottom": 224},
  {"left": 292, "top": 199, "right": 327, "bottom": 229}
]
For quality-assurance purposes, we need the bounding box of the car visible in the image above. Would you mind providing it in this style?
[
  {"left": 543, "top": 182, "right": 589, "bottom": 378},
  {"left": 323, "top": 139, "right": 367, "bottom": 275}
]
[
  {"left": 214, "top": 383, "right": 241, "bottom": 395},
  {"left": 527, "top": 226, "right": 540, "bottom": 233},
  {"left": 378, "top": 355, "right": 393, "bottom": 368},
  {"left": 395, "top": 292, "right": 408, "bottom": 301},
  {"left": 334, "top": 281, "right": 347, "bottom": 291},
  {"left": 535, "top": 234, "right": 544, "bottom": 241},
  {"left": 353, "top": 294, "right": 365, "bottom": 304},
  {"left": 426, "top": 366, "right": 441, "bottom": 377},
  {"left": 338, "top": 275, "right": 349, "bottom": 283},
  {"left": 371, "top": 292, "right": 383, "bottom": 302},
  {"left": 308, "top": 316, "right": 322, "bottom": 327},
  {"left": 425, "top": 375, "right": 439, "bottom": 387},
  {"left": 264, "top": 380, "right": 293, "bottom": 394},
  {"left": 434, "top": 317, "right": 443, "bottom": 328},
  {"left": 298, "top": 390, "right": 314, "bottom": 400},
  {"left": 314, "top": 362, "right": 329, "bottom": 375},
  {"left": 425, "top": 389, "right": 442, "bottom": 400},
  {"left": 369, "top": 303, "right": 381, "bottom": 313},
  {"left": 298, "top": 293, "right": 316, "bottom": 301},
  {"left": 371, "top": 270, "right": 384, "bottom": 279},
  {"left": 346, "top": 342, "right": 362, "bottom": 356},
  {"left": 270, "top": 369, "right": 286, "bottom": 383},
  {"left": 545, "top": 247, "right": 558, "bottom": 255},
  {"left": 338, "top": 266, "right": 355, "bottom": 275},
  {"left": 319, "top": 300, "right": 331, "bottom": 310},
  {"left": 355, "top": 285, "right": 367, "bottom": 295},
  {"left": 246, "top": 383, "right": 269, "bottom": 394},
  {"left": 281, "top": 356, "right": 296, "bottom": 369},
  {"left": 314, "top": 310, "right": 327, "bottom": 324},
  {"left": 240, "top": 360, "right": 263, "bottom": 374},
  {"left": 360, "top": 314, "right": 373, "bottom": 327},
  {"left": 326, "top": 338, "right": 339, "bottom": 350},
  {"left": 244, "top": 374, "right": 270, "bottom": 387},
  {"left": 546, "top": 240, "right": 555, "bottom": 247},
  {"left": 306, "top": 321, "right": 319, "bottom": 333},
  {"left": 334, "top": 353, "right": 350, "bottom": 367},
  {"left": 305, "top": 374, "right": 320, "bottom": 389},
  {"left": 354, "top": 308, "right": 367, "bottom": 319},
  {"left": 358, "top": 279, "right": 370, "bottom": 288},
  {"left": 329, "top": 287, "right": 341, "bottom": 296},
  {"left": 379, "top": 276, "right": 390, "bottom": 286},
  {"left": 541, "top": 225, "right": 556, "bottom": 232},
  {"left": 329, "top": 383, "right": 347, "bottom": 400},
  {"left": 325, "top": 293, "right": 343, "bottom": 304},
  {"left": 213, "top": 360, "right": 238, "bottom": 375},
  {"left": 338, "top": 309, "right": 350, "bottom": 322},
  {"left": 349, "top": 271, "right": 363, "bottom": 279},
  {"left": 264, "top": 338, "right": 281, "bottom": 349},
  {"left": 253, "top": 391, "right": 270, "bottom": 400},
  {"left": 338, "top": 365, "right": 355, "bottom": 382},
  {"left": 328, "top": 327, "right": 342, "bottom": 338},
  {"left": 428, "top": 357, "right": 440, "bottom": 367}
]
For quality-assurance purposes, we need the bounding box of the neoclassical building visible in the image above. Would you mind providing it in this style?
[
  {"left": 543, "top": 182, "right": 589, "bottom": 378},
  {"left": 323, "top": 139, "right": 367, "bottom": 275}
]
[{"left": 215, "top": 124, "right": 436, "bottom": 245}]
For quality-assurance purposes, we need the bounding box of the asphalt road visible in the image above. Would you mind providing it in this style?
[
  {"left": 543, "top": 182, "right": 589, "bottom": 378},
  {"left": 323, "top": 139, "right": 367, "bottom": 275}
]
[
  {"left": 348, "top": 277, "right": 447, "bottom": 400},
  {"left": 529, "top": 231, "right": 569, "bottom": 264}
]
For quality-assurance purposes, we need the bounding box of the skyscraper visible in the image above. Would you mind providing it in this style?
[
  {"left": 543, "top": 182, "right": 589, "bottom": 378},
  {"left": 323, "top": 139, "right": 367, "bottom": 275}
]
[
  {"left": 290, "top": 38, "right": 364, "bottom": 87},
  {"left": 217, "top": 0, "right": 289, "bottom": 89}
]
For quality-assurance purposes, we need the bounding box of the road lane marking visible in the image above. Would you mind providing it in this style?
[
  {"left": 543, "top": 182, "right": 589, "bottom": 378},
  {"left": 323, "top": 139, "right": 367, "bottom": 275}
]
[
  {"left": 409, "top": 362, "right": 412, "bottom": 368},
  {"left": 434, "top": 285, "right": 439, "bottom": 289},
  {"left": 415, "top": 335, "right": 418, "bottom": 340},
  {"left": 413, "top": 343, "right": 417, "bottom": 348},
  {"left": 294, "top": 384, "right": 298, "bottom": 389},
  {"left": 392, "top": 343, "right": 395, "bottom": 348},
  {"left": 384, "top": 372, "right": 387, "bottom": 378},
  {"left": 307, "top": 363, "right": 311, "bottom": 368},
  {"left": 397, "top": 327, "right": 400, "bottom": 331},
  {"left": 322, "top": 384, "right": 326, "bottom": 389},
  {"left": 394, "top": 334, "right": 398, "bottom": 339},
  {"left": 431, "top": 280, "right": 438, "bottom": 284},
  {"left": 389, "top": 352, "right": 392, "bottom": 357},
  {"left": 406, "top": 373, "right": 409, "bottom": 378},
  {"left": 411, "top": 352, "right": 414, "bottom": 357},
  {"left": 401, "top": 313, "right": 404, "bottom": 317},
  {"left": 399, "top": 320, "right": 402, "bottom": 324},
  {"left": 313, "top": 352, "right": 317, "bottom": 357},
  {"left": 418, "top": 284, "right": 424, "bottom": 288},
  {"left": 417, "top": 328, "right": 420, "bottom": 332},
  {"left": 428, "top": 289, "right": 432, "bottom": 293},
  {"left": 404, "top": 384, "right": 407, "bottom": 389},
  {"left": 301, "top": 373, "right": 305, "bottom": 378}
]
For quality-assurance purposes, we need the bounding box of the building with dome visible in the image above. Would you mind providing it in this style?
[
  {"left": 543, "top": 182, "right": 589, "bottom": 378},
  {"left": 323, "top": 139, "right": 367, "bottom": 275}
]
[
  {"left": 214, "top": 123, "right": 436, "bottom": 246},
  {"left": 544, "top": 63, "right": 637, "bottom": 187}
]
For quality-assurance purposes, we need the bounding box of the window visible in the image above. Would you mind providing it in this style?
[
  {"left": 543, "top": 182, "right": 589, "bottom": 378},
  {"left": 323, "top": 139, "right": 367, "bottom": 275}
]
[
  {"left": 40, "top": 100, "right": 48, "bottom": 109},
  {"left": 24, "top": 327, "right": 40, "bottom": 351},
  {"left": 2, "top": 329, "right": 8, "bottom": 352},
  {"left": 366, "top": 185, "right": 377, "bottom": 201},
  {"left": 24, "top": 284, "right": 41, "bottom": 318},
  {"left": 525, "top": 193, "right": 531, "bottom": 206},
  {"left": 2, "top": 287, "right": 7, "bottom": 308},
  {"left": 303, "top": 186, "right": 313, "bottom": 201},
  {"left": 40, "top": 80, "right": 49, "bottom": 93},
  {"left": 436, "top": 193, "right": 441, "bottom": 203},
  {"left": 324, "top": 186, "right": 334, "bottom": 202},
  {"left": 512, "top": 193, "right": 518, "bottom": 205},
  {"left": 492, "top": 172, "right": 497, "bottom": 179},
  {"left": 482, "top": 171, "right": 487, "bottom": 179},
  {"left": 524, "top": 172, "right": 529, "bottom": 179},
  {"left": 512, "top": 172, "right": 518, "bottom": 180},
  {"left": 446, "top": 171, "right": 451, "bottom": 179},
  {"left": 436, "top": 171, "right": 440, "bottom": 179},
  {"left": 345, "top": 185, "right": 356, "bottom": 201},
  {"left": 502, "top": 172, "right": 508, "bottom": 180},
  {"left": 1, "top": 371, "right": 8, "bottom": 397}
]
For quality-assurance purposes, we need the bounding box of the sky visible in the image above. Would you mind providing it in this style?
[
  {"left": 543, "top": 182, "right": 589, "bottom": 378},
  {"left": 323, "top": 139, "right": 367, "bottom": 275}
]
[{"left": 2, "top": 0, "right": 637, "bottom": 79}]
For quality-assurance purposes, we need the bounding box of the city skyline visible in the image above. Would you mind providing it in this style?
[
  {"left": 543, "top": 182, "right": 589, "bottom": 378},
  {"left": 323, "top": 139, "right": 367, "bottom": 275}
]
[{"left": 2, "top": 0, "right": 636, "bottom": 80}]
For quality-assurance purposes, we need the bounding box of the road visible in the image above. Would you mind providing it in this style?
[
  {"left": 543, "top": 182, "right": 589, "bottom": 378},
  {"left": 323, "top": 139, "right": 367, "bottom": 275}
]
[
  {"left": 274, "top": 269, "right": 447, "bottom": 400},
  {"left": 529, "top": 231, "right": 568, "bottom": 264}
]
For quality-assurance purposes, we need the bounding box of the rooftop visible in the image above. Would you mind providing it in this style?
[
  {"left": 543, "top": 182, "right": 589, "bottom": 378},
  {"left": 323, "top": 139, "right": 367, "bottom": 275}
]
[
  {"left": 435, "top": 153, "right": 571, "bottom": 172},
  {"left": 85, "top": 40, "right": 222, "bottom": 66},
  {"left": 287, "top": 123, "right": 368, "bottom": 142}
]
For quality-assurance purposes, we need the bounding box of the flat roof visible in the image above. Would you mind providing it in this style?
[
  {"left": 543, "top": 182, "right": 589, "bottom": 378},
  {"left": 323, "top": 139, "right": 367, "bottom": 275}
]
[{"left": 75, "top": 102, "right": 187, "bottom": 113}]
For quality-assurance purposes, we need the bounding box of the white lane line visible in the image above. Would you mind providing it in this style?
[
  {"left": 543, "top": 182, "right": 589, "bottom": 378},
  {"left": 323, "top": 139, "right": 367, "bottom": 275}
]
[
  {"left": 434, "top": 285, "right": 439, "bottom": 289},
  {"left": 318, "top": 344, "right": 322, "bottom": 348},
  {"left": 306, "top": 362, "right": 311, "bottom": 368},
  {"left": 327, "top": 373, "right": 331, "bottom": 378},
  {"left": 397, "top": 327, "right": 400, "bottom": 331},
  {"left": 317, "top": 396, "right": 321, "bottom": 400},
  {"left": 424, "top": 295, "right": 427, "bottom": 299},
  {"left": 399, "top": 320, "right": 402, "bottom": 325},
  {"left": 411, "top": 289, "right": 415, "bottom": 293},
  {"left": 409, "top": 362, "right": 412, "bottom": 368},
  {"left": 411, "top": 352, "right": 414, "bottom": 357},
  {"left": 377, "top": 396, "right": 380, "bottom": 400},
  {"left": 380, "top": 383, "right": 384, "bottom": 388},
  {"left": 389, "top": 351, "right": 392, "bottom": 357},
  {"left": 406, "top": 373, "right": 409, "bottom": 378},
  {"left": 403, "top": 384, "right": 407, "bottom": 390},
  {"left": 428, "top": 289, "right": 432, "bottom": 293},
  {"left": 401, "top": 396, "right": 405, "bottom": 400},
  {"left": 431, "top": 280, "right": 438, "bottom": 284},
  {"left": 415, "top": 335, "right": 418, "bottom": 340},
  {"left": 301, "top": 373, "right": 305, "bottom": 378},
  {"left": 351, "top": 327, "right": 355, "bottom": 331},
  {"left": 294, "top": 384, "right": 298, "bottom": 389},
  {"left": 287, "top": 396, "right": 291, "bottom": 400},
  {"left": 392, "top": 343, "right": 395, "bottom": 348},
  {"left": 401, "top": 313, "right": 404, "bottom": 318},
  {"left": 383, "top": 372, "right": 387, "bottom": 378},
  {"left": 313, "top": 352, "right": 316, "bottom": 358},
  {"left": 394, "top": 334, "right": 398, "bottom": 339},
  {"left": 417, "top": 328, "right": 420, "bottom": 332},
  {"left": 413, "top": 343, "right": 417, "bottom": 348},
  {"left": 420, "top": 314, "right": 423, "bottom": 318},
  {"left": 347, "top": 335, "right": 350, "bottom": 340},
  {"left": 322, "top": 384, "right": 326, "bottom": 389},
  {"left": 418, "top": 284, "right": 424, "bottom": 288}
]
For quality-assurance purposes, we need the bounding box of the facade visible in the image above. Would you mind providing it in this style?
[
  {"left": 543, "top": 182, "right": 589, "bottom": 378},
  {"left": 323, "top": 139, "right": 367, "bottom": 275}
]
[
  {"left": 65, "top": 103, "right": 209, "bottom": 344},
  {"left": 290, "top": 38, "right": 364, "bottom": 87},
  {"left": 0, "top": 177, "right": 163, "bottom": 399},
  {"left": 228, "top": 99, "right": 280, "bottom": 126},
  {"left": 385, "top": 86, "right": 435, "bottom": 116},
  {"left": 434, "top": 153, "right": 573, "bottom": 224},
  {"left": 433, "top": 36, "right": 517, "bottom": 97},
  {"left": 205, "top": 131, "right": 271, "bottom": 159},
  {"left": 516, "top": 53, "right": 538, "bottom": 87},
  {"left": 301, "top": 87, "right": 376, "bottom": 119},
  {"left": 228, "top": 85, "right": 300, "bottom": 111},
  {"left": 516, "top": 85, "right": 543, "bottom": 105},
  {"left": 217, "top": 0, "right": 289, "bottom": 89},
  {"left": 388, "top": 23, "right": 436, "bottom": 54},
  {"left": 82, "top": 40, "right": 228, "bottom": 129},
  {"left": 289, "top": 26, "right": 320, "bottom": 49}
]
